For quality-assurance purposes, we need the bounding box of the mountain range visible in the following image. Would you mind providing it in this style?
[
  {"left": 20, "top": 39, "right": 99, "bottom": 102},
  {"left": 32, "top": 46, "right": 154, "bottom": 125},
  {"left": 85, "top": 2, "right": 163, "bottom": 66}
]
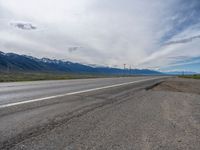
[
  {"left": 164, "top": 71, "right": 197, "bottom": 75},
  {"left": 0, "top": 51, "right": 162, "bottom": 75}
]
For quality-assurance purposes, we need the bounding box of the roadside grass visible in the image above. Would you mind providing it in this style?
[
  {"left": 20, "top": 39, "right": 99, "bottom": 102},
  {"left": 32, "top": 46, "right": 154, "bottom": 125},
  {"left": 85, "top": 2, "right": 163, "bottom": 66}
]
[
  {"left": 179, "top": 74, "right": 200, "bottom": 79},
  {"left": 0, "top": 72, "right": 126, "bottom": 82}
]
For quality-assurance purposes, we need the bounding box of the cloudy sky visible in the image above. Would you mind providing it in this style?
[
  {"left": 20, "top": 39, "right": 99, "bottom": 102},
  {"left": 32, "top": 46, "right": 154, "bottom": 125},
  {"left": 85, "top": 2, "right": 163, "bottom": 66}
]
[{"left": 0, "top": 0, "right": 200, "bottom": 72}]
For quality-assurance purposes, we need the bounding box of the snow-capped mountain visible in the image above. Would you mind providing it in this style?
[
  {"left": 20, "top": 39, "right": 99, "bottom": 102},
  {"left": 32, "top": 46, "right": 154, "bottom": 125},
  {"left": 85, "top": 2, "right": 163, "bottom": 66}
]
[{"left": 0, "top": 51, "right": 162, "bottom": 75}]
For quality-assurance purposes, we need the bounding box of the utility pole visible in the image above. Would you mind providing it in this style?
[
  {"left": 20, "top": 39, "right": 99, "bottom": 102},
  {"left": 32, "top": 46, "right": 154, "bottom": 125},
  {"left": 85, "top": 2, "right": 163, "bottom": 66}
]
[
  {"left": 129, "top": 65, "right": 131, "bottom": 75},
  {"left": 124, "top": 64, "right": 126, "bottom": 70},
  {"left": 123, "top": 64, "right": 126, "bottom": 76}
]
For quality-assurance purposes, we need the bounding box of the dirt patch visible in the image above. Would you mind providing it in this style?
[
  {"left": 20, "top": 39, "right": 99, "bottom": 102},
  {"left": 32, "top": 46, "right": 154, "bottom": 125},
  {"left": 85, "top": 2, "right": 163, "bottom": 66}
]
[{"left": 150, "top": 77, "right": 200, "bottom": 95}]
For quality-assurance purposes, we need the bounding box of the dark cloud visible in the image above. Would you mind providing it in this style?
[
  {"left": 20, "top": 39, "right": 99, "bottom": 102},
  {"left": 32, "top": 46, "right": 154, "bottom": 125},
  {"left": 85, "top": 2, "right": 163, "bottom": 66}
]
[
  {"left": 10, "top": 22, "right": 37, "bottom": 30},
  {"left": 165, "top": 35, "right": 200, "bottom": 46},
  {"left": 68, "top": 46, "right": 81, "bottom": 52}
]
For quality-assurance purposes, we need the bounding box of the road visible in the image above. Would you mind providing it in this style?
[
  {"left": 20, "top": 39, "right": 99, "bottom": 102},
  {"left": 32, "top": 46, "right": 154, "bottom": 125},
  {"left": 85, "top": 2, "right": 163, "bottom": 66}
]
[
  {"left": 0, "top": 76, "right": 200, "bottom": 150},
  {"left": 0, "top": 76, "right": 161, "bottom": 106}
]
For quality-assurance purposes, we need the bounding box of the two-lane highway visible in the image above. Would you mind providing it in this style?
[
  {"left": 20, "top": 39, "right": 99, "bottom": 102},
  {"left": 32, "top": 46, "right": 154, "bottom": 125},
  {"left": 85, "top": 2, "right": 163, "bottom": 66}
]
[
  {"left": 0, "top": 76, "right": 162, "bottom": 107},
  {"left": 0, "top": 76, "right": 169, "bottom": 150}
]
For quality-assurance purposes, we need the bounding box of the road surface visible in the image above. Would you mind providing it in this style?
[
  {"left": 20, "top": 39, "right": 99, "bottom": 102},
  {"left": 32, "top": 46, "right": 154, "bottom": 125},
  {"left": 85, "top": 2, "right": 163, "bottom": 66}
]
[
  {"left": 0, "top": 76, "right": 161, "bottom": 106},
  {"left": 1, "top": 76, "right": 200, "bottom": 150}
]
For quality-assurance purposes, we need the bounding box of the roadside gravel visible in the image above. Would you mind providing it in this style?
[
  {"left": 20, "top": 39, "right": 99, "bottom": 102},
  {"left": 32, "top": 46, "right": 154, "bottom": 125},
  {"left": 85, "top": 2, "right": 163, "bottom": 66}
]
[{"left": 10, "top": 78, "right": 200, "bottom": 150}]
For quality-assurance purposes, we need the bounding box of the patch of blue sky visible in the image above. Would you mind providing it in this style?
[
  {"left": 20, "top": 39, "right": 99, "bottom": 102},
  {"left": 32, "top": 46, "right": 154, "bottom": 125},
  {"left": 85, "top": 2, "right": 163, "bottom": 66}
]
[
  {"left": 159, "top": 0, "right": 200, "bottom": 44},
  {"left": 161, "top": 57, "right": 200, "bottom": 73}
]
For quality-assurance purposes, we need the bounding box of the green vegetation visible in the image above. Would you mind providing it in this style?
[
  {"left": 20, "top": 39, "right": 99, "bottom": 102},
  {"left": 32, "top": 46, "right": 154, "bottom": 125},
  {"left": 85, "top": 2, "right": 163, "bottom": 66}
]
[
  {"left": 179, "top": 74, "right": 200, "bottom": 79},
  {"left": 0, "top": 72, "right": 127, "bottom": 82}
]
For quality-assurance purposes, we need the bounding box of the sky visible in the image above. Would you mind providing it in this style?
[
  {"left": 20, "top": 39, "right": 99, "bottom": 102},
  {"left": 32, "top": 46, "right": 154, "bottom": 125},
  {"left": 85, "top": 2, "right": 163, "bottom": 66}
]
[{"left": 0, "top": 0, "right": 200, "bottom": 73}]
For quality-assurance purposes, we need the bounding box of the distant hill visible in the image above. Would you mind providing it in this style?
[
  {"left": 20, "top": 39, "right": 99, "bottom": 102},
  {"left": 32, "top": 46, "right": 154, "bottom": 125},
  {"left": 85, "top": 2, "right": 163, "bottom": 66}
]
[
  {"left": 0, "top": 51, "right": 162, "bottom": 75},
  {"left": 164, "top": 71, "right": 197, "bottom": 75}
]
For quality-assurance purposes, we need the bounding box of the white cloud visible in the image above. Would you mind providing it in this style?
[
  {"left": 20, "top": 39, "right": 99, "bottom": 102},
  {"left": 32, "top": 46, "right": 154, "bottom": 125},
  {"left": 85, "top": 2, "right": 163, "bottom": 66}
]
[
  {"left": 0, "top": 0, "right": 200, "bottom": 69},
  {"left": 139, "top": 23, "right": 200, "bottom": 69}
]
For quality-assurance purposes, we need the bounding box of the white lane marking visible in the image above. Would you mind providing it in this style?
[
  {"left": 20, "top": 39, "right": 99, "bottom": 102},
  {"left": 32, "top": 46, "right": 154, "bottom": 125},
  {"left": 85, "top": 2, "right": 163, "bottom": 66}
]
[{"left": 0, "top": 77, "right": 164, "bottom": 108}]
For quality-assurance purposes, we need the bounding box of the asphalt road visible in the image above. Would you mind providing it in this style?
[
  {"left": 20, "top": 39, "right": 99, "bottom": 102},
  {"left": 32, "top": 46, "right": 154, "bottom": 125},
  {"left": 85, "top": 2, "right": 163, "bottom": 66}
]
[
  {"left": 1, "top": 76, "right": 199, "bottom": 150},
  {"left": 0, "top": 76, "right": 161, "bottom": 106}
]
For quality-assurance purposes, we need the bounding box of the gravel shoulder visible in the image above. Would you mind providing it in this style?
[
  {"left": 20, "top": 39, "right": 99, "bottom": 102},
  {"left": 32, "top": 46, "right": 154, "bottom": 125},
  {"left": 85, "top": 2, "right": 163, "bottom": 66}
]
[
  {"left": 151, "top": 77, "right": 200, "bottom": 94},
  {"left": 1, "top": 77, "right": 200, "bottom": 150}
]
